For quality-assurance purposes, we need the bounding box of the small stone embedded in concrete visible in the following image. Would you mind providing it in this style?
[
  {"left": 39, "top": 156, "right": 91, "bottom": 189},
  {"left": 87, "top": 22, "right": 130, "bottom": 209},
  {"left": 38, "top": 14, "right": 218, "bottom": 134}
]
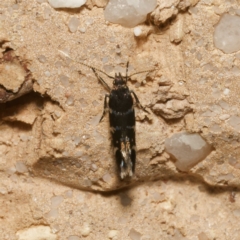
[
  {"left": 129, "top": 228, "right": 142, "bottom": 240},
  {"left": 223, "top": 88, "right": 230, "bottom": 95},
  {"left": 48, "top": 0, "right": 86, "bottom": 8},
  {"left": 90, "top": 114, "right": 102, "bottom": 126},
  {"left": 91, "top": 164, "right": 98, "bottom": 172},
  {"left": 37, "top": 55, "right": 46, "bottom": 63},
  {"left": 104, "top": 0, "right": 157, "bottom": 28},
  {"left": 134, "top": 26, "right": 142, "bottom": 37},
  {"left": 209, "top": 124, "right": 222, "bottom": 133},
  {"left": 0, "top": 187, "right": 8, "bottom": 195},
  {"left": 59, "top": 75, "right": 69, "bottom": 87},
  {"left": 217, "top": 173, "right": 234, "bottom": 183},
  {"left": 19, "top": 134, "right": 28, "bottom": 142},
  {"left": 44, "top": 71, "right": 51, "bottom": 77},
  {"left": 165, "top": 132, "right": 212, "bottom": 171},
  {"left": 66, "top": 96, "right": 74, "bottom": 106},
  {"left": 79, "top": 27, "right": 86, "bottom": 33},
  {"left": 151, "top": 192, "right": 165, "bottom": 203},
  {"left": 72, "top": 136, "right": 81, "bottom": 146},
  {"left": 169, "top": 14, "right": 185, "bottom": 43},
  {"left": 15, "top": 161, "right": 28, "bottom": 173},
  {"left": 6, "top": 167, "right": 16, "bottom": 175},
  {"left": 219, "top": 114, "right": 230, "bottom": 121},
  {"left": 102, "top": 173, "right": 112, "bottom": 183},
  {"left": 16, "top": 225, "right": 57, "bottom": 240},
  {"left": 214, "top": 13, "right": 240, "bottom": 53},
  {"left": 46, "top": 208, "right": 59, "bottom": 219},
  {"left": 44, "top": 6, "right": 52, "bottom": 19},
  {"left": 68, "top": 17, "right": 79, "bottom": 33},
  {"left": 228, "top": 116, "right": 240, "bottom": 131},
  {"left": 81, "top": 223, "right": 91, "bottom": 237},
  {"left": 51, "top": 195, "right": 64, "bottom": 208},
  {"left": 108, "top": 230, "right": 119, "bottom": 239}
]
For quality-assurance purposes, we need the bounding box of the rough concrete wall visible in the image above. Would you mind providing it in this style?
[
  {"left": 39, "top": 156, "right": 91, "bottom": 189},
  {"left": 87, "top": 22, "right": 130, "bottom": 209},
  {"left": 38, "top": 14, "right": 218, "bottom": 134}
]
[{"left": 0, "top": 0, "right": 240, "bottom": 239}]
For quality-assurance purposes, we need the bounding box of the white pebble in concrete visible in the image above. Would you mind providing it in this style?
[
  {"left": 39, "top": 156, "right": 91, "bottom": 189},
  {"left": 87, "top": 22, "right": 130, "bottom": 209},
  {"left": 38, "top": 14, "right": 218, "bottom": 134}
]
[
  {"left": 223, "top": 88, "right": 230, "bottom": 95},
  {"left": 133, "top": 26, "right": 142, "bottom": 37},
  {"left": 81, "top": 223, "right": 91, "bottom": 237},
  {"left": 214, "top": 14, "right": 240, "bottom": 53},
  {"left": 104, "top": 0, "right": 157, "bottom": 28},
  {"left": 165, "top": 132, "right": 212, "bottom": 171},
  {"left": 68, "top": 17, "right": 79, "bottom": 32},
  {"left": 48, "top": 0, "right": 86, "bottom": 8},
  {"left": 108, "top": 230, "right": 119, "bottom": 239},
  {"left": 16, "top": 225, "right": 57, "bottom": 240}
]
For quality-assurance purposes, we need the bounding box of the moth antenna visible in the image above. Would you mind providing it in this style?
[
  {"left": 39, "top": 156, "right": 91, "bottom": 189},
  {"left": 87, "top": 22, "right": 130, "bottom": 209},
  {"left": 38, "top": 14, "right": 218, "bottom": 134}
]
[
  {"left": 58, "top": 50, "right": 115, "bottom": 79},
  {"left": 129, "top": 68, "right": 157, "bottom": 78}
]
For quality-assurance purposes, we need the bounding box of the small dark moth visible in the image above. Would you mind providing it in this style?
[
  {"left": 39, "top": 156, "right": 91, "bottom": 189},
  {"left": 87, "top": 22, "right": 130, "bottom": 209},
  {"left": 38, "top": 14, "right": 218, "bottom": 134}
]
[
  {"left": 91, "top": 62, "right": 151, "bottom": 179},
  {"left": 59, "top": 51, "right": 153, "bottom": 179}
]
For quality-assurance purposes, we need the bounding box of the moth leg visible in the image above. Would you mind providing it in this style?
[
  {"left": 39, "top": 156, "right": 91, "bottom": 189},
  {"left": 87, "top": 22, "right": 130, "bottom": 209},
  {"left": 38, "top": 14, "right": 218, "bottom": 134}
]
[
  {"left": 125, "top": 61, "right": 129, "bottom": 82},
  {"left": 91, "top": 68, "right": 111, "bottom": 92},
  {"left": 99, "top": 94, "right": 109, "bottom": 122},
  {"left": 130, "top": 90, "right": 149, "bottom": 114}
]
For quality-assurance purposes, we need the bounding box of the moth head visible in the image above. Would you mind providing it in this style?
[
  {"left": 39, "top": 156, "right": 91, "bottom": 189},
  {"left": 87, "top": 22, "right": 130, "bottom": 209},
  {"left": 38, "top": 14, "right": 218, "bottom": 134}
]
[{"left": 113, "top": 73, "right": 127, "bottom": 87}]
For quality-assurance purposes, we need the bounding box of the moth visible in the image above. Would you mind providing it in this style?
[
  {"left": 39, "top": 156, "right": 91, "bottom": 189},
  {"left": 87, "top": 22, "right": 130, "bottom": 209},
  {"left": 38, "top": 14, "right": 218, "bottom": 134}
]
[
  {"left": 91, "top": 63, "right": 150, "bottom": 179},
  {"left": 59, "top": 51, "right": 153, "bottom": 179}
]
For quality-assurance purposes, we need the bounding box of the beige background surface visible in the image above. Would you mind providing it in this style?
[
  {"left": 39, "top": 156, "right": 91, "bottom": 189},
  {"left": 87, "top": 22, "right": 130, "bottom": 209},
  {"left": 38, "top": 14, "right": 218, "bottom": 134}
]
[{"left": 0, "top": 0, "right": 240, "bottom": 239}]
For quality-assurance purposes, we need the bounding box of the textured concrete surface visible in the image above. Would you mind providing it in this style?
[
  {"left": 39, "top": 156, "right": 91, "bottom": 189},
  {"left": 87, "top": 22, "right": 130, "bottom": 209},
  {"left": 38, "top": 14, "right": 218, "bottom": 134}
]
[{"left": 0, "top": 0, "right": 240, "bottom": 239}]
